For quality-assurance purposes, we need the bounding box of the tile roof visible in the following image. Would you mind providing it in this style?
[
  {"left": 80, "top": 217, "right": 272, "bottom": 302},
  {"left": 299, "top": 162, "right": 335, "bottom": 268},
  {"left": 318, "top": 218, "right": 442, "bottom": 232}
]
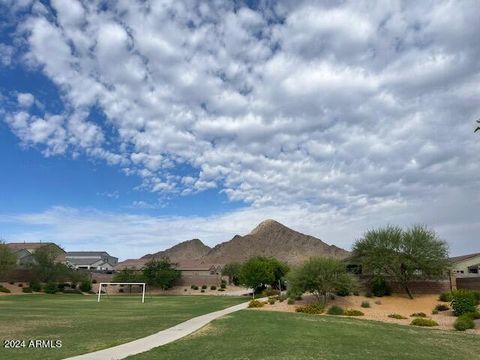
[{"left": 450, "top": 252, "right": 480, "bottom": 263}]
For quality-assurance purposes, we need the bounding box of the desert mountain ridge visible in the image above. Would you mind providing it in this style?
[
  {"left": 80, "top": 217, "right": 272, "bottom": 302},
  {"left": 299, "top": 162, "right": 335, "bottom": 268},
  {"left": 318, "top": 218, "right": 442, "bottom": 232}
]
[{"left": 116, "top": 219, "right": 349, "bottom": 269}]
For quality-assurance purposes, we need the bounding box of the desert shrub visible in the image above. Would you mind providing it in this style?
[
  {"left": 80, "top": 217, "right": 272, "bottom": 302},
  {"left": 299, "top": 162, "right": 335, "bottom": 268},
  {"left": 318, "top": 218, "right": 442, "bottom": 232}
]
[
  {"left": 335, "top": 286, "right": 350, "bottom": 296},
  {"left": 220, "top": 280, "right": 227, "bottom": 289},
  {"left": 190, "top": 284, "right": 196, "bottom": 289},
  {"left": 454, "top": 315, "right": 475, "bottom": 331},
  {"left": 371, "top": 277, "right": 392, "bottom": 297},
  {"left": 375, "top": 300, "right": 382, "bottom": 305},
  {"left": 432, "top": 310, "right": 439, "bottom": 315},
  {"left": 278, "top": 295, "right": 287, "bottom": 302},
  {"left": 361, "top": 301, "right": 370, "bottom": 308},
  {"left": 434, "top": 304, "right": 449, "bottom": 312},
  {"left": 268, "top": 298, "right": 276, "bottom": 305},
  {"left": 79, "top": 281, "right": 92, "bottom": 293},
  {"left": 22, "top": 287, "right": 32, "bottom": 293},
  {"left": 210, "top": 285, "right": 217, "bottom": 290},
  {"left": 327, "top": 305, "right": 344, "bottom": 315},
  {"left": 388, "top": 313, "right": 407, "bottom": 319},
  {"left": 0, "top": 285, "right": 11, "bottom": 293},
  {"left": 295, "top": 303, "right": 324, "bottom": 314},
  {"left": 200, "top": 289, "right": 205, "bottom": 293},
  {"left": 344, "top": 309, "right": 364, "bottom": 316},
  {"left": 439, "top": 291, "right": 454, "bottom": 302},
  {"left": 92, "top": 279, "right": 97, "bottom": 284},
  {"left": 17, "top": 283, "right": 23, "bottom": 287},
  {"left": 353, "top": 291, "right": 360, "bottom": 296},
  {"left": 411, "top": 318, "right": 438, "bottom": 327},
  {"left": 44, "top": 281, "right": 58, "bottom": 294},
  {"left": 8, "top": 282, "right": 14, "bottom": 285},
  {"left": 287, "top": 298, "right": 295, "bottom": 305},
  {"left": 217, "top": 288, "right": 225, "bottom": 292},
  {"left": 248, "top": 299, "right": 264, "bottom": 308},
  {"left": 262, "top": 288, "right": 280, "bottom": 297},
  {"left": 410, "top": 312, "right": 427, "bottom": 318},
  {"left": 119, "top": 288, "right": 124, "bottom": 293},
  {"left": 201, "top": 285, "right": 207, "bottom": 290},
  {"left": 29, "top": 280, "right": 41, "bottom": 292},
  {"left": 451, "top": 289, "right": 477, "bottom": 316},
  {"left": 63, "top": 289, "right": 82, "bottom": 294},
  {"left": 467, "top": 311, "right": 480, "bottom": 320},
  {"left": 365, "top": 291, "right": 373, "bottom": 298}
]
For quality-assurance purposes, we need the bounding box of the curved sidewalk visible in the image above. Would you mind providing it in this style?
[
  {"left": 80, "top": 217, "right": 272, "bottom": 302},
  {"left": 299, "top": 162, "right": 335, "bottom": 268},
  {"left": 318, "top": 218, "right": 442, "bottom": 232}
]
[{"left": 64, "top": 300, "right": 252, "bottom": 360}]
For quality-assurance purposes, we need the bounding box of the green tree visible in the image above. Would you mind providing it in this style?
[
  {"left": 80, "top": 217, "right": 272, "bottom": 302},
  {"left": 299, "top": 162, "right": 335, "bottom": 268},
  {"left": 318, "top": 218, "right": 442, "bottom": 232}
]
[
  {"left": 113, "top": 267, "right": 143, "bottom": 283},
  {"left": 287, "top": 257, "right": 355, "bottom": 305},
  {"left": 239, "top": 257, "right": 289, "bottom": 294},
  {"left": 222, "top": 262, "right": 241, "bottom": 285},
  {"left": 142, "top": 258, "right": 181, "bottom": 290},
  {"left": 352, "top": 225, "right": 450, "bottom": 299},
  {"left": 30, "top": 244, "right": 65, "bottom": 283},
  {"left": 0, "top": 242, "right": 17, "bottom": 279}
]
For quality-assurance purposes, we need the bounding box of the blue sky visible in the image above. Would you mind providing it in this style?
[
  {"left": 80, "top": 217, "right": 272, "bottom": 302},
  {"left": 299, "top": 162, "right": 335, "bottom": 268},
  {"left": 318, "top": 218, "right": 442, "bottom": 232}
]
[{"left": 1, "top": 0, "right": 479, "bottom": 260}]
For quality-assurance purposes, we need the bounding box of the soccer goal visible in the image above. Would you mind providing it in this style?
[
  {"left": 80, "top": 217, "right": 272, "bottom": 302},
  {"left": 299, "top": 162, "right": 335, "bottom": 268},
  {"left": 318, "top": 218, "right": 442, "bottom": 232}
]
[{"left": 97, "top": 282, "right": 146, "bottom": 303}]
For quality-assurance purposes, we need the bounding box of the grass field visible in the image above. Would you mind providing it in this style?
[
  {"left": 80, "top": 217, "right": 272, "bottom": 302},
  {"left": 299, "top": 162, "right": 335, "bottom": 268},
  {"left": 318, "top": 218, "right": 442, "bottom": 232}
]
[
  {"left": 0, "top": 294, "right": 246, "bottom": 360},
  {"left": 129, "top": 310, "right": 480, "bottom": 360}
]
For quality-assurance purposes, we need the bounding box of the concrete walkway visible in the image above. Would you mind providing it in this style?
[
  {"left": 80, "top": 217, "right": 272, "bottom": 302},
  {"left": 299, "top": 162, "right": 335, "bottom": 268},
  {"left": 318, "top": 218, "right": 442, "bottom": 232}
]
[{"left": 65, "top": 300, "right": 253, "bottom": 360}]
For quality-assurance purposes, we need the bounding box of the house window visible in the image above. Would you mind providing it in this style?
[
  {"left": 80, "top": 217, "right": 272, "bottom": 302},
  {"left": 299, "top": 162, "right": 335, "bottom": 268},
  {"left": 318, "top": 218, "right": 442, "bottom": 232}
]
[{"left": 468, "top": 266, "right": 479, "bottom": 274}]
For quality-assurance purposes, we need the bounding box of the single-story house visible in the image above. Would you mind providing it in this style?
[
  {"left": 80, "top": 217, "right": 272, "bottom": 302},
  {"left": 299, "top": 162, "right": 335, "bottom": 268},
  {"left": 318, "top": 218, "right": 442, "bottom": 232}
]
[
  {"left": 66, "top": 251, "right": 118, "bottom": 271},
  {"left": 450, "top": 252, "right": 480, "bottom": 278},
  {"left": 6, "top": 242, "right": 66, "bottom": 267}
]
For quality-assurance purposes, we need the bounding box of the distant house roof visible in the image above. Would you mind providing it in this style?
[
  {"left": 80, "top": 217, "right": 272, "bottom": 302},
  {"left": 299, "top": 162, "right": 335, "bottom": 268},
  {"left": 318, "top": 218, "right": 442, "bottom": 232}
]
[
  {"left": 66, "top": 251, "right": 110, "bottom": 257},
  {"left": 6, "top": 242, "right": 66, "bottom": 262},
  {"left": 115, "top": 259, "right": 223, "bottom": 271},
  {"left": 67, "top": 258, "right": 105, "bottom": 266},
  {"left": 450, "top": 252, "right": 480, "bottom": 263}
]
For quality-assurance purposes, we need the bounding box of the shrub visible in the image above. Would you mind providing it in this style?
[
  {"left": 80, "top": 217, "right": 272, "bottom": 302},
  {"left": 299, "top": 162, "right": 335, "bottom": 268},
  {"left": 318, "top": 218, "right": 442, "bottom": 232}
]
[
  {"left": 217, "top": 288, "right": 225, "bottom": 292},
  {"left": 44, "top": 281, "right": 58, "bottom": 294},
  {"left": 278, "top": 295, "right": 287, "bottom": 302},
  {"left": 467, "top": 311, "right": 480, "bottom": 320},
  {"left": 295, "top": 303, "right": 324, "bottom": 314},
  {"left": 268, "top": 298, "right": 276, "bottom": 305},
  {"left": 210, "top": 285, "right": 217, "bottom": 290},
  {"left": 365, "top": 291, "right": 373, "bottom": 298},
  {"left": 388, "top": 313, "right": 407, "bottom": 319},
  {"left": 335, "top": 286, "right": 350, "bottom": 297},
  {"left": 451, "top": 289, "right": 477, "bottom": 316},
  {"left": 454, "top": 315, "right": 475, "bottom": 331},
  {"left": 190, "top": 285, "right": 196, "bottom": 289},
  {"left": 439, "top": 291, "right": 453, "bottom": 302},
  {"left": 119, "top": 288, "right": 124, "bottom": 293},
  {"left": 410, "top": 312, "right": 426, "bottom": 318},
  {"left": 22, "top": 287, "right": 32, "bottom": 293},
  {"left": 295, "top": 295, "right": 303, "bottom": 301},
  {"left": 361, "top": 301, "right": 370, "bottom": 308},
  {"left": 434, "top": 304, "right": 449, "bottom": 312},
  {"left": 92, "top": 279, "right": 97, "bottom": 284},
  {"left": 17, "top": 283, "right": 23, "bottom": 287},
  {"left": 371, "top": 277, "right": 392, "bottom": 297},
  {"left": 8, "top": 282, "right": 14, "bottom": 285},
  {"left": 287, "top": 298, "right": 295, "bottom": 305},
  {"left": 79, "top": 281, "right": 92, "bottom": 293},
  {"left": 432, "top": 310, "right": 438, "bottom": 315},
  {"left": 344, "top": 309, "right": 364, "bottom": 316},
  {"left": 201, "top": 285, "right": 207, "bottom": 290},
  {"left": 248, "top": 300, "right": 264, "bottom": 308},
  {"left": 29, "top": 280, "right": 41, "bottom": 292},
  {"left": 0, "top": 285, "right": 11, "bottom": 293},
  {"left": 262, "top": 288, "right": 280, "bottom": 297},
  {"left": 63, "top": 289, "right": 82, "bottom": 294},
  {"left": 200, "top": 289, "right": 205, "bottom": 293},
  {"left": 220, "top": 282, "right": 226, "bottom": 289},
  {"left": 353, "top": 291, "right": 360, "bottom": 296},
  {"left": 327, "top": 305, "right": 344, "bottom": 315},
  {"left": 411, "top": 318, "right": 438, "bottom": 327}
]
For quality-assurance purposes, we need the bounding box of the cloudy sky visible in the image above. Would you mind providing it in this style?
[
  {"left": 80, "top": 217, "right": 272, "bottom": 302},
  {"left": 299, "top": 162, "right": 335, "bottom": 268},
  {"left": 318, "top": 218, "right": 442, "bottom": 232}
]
[{"left": 0, "top": 0, "right": 479, "bottom": 260}]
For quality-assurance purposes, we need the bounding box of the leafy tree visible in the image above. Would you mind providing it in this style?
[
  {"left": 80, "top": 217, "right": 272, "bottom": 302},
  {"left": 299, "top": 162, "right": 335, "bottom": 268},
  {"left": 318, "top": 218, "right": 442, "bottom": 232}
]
[
  {"left": 142, "top": 258, "right": 181, "bottom": 290},
  {"left": 287, "top": 257, "right": 356, "bottom": 305},
  {"left": 113, "top": 267, "right": 143, "bottom": 283},
  {"left": 0, "top": 242, "right": 16, "bottom": 279},
  {"left": 239, "top": 257, "right": 289, "bottom": 295},
  {"left": 222, "top": 262, "right": 241, "bottom": 285},
  {"left": 30, "top": 244, "right": 65, "bottom": 283},
  {"left": 352, "top": 225, "right": 450, "bottom": 299}
]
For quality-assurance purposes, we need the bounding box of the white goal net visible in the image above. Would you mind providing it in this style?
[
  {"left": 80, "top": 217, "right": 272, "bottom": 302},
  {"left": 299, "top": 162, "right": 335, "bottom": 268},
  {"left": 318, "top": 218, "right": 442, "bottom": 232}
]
[{"left": 97, "top": 282, "right": 146, "bottom": 303}]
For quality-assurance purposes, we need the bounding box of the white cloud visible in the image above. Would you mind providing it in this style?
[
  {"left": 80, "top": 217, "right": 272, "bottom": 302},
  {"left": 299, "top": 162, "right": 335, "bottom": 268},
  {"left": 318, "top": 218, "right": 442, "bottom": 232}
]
[
  {"left": 1, "top": 1, "right": 480, "bottom": 252},
  {"left": 16, "top": 92, "right": 35, "bottom": 107}
]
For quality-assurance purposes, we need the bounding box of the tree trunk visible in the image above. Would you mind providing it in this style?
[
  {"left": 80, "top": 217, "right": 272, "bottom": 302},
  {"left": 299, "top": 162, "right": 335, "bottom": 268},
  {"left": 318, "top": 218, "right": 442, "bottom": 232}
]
[{"left": 404, "top": 283, "right": 413, "bottom": 299}]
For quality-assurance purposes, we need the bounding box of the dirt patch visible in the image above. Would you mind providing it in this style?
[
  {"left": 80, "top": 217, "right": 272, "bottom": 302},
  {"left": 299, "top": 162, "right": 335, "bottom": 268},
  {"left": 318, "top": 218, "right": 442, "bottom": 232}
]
[{"left": 259, "top": 293, "right": 480, "bottom": 334}]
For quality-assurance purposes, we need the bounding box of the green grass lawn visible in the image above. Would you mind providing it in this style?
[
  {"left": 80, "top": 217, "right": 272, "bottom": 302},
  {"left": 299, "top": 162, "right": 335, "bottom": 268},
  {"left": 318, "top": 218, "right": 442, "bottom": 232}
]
[
  {"left": 129, "top": 310, "right": 480, "bottom": 360},
  {"left": 0, "top": 294, "right": 246, "bottom": 360}
]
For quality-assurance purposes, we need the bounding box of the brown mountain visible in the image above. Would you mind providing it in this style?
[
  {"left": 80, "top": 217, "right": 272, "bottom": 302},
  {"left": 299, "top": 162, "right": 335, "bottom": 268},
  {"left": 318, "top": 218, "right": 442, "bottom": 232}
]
[
  {"left": 141, "top": 238, "right": 211, "bottom": 263},
  {"left": 202, "top": 219, "right": 348, "bottom": 264}
]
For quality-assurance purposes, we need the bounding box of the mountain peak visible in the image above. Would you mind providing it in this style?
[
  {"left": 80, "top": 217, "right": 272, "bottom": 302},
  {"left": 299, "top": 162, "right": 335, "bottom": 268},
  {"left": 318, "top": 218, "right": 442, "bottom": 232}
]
[{"left": 249, "top": 219, "right": 285, "bottom": 235}]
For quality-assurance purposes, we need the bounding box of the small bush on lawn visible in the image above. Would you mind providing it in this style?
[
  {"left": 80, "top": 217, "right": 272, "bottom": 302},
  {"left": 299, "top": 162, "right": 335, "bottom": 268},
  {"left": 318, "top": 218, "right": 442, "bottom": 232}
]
[
  {"left": 248, "top": 300, "right": 264, "bottom": 308},
  {"left": 327, "top": 306, "right": 344, "bottom": 315},
  {"left": 410, "top": 312, "right": 427, "bottom": 318},
  {"left": 361, "top": 301, "right": 370, "bottom": 308},
  {"left": 371, "top": 277, "right": 392, "bottom": 297},
  {"left": 451, "top": 289, "right": 477, "bottom": 316},
  {"left": 388, "top": 314, "right": 407, "bottom": 319},
  {"left": 434, "top": 304, "right": 449, "bottom": 312},
  {"left": 63, "top": 289, "right": 82, "bottom": 294},
  {"left": 29, "top": 280, "right": 41, "bottom": 292},
  {"left": 201, "top": 285, "right": 207, "bottom": 290},
  {"left": 295, "top": 303, "right": 324, "bottom": 314},
  {"left": 454, "top": 315, "right": 475, "bottom": 331},
  {"left": 411, "top": 318, "right": 438, "bottom": 327},
  {"left": 439, "top": 291, "right": 453, "bottom": 302},
  {"left": 0, "top": 285, "right": 11, "bottom": 293},
  {"left": 44, "top": 281, "right": 58, "bottom": 294},
  {"left": 287, "top": 298, "right": 295, "bottom": 305},
  {"left": 268, "top": 298, "right": 276, "bottom": 305},
  {"left": 344, "top": 309, "right": 364, "bottom": 316},
  {"left": 79, "top": 281, "right": 92, "bottom": 293},
  {"left": 217, "top": 288, "right": 225, "bottom": 292},
  {"left": 210, "top": 285, "right": 217, "bottom": 290},
  {"left": 22, "top": 287, "right": 32, "bottom": 293}
]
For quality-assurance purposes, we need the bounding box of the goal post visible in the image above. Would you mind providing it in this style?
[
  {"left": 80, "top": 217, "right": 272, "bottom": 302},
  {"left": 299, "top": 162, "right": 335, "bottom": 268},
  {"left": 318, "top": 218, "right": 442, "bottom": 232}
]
[{"left": 97, "top": 282, "right": 146, "bottom": 303}]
